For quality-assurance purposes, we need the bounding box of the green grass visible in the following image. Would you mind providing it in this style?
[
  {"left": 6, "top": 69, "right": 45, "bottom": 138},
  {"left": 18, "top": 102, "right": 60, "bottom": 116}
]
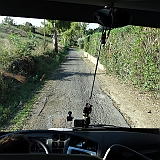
[
  {"left": 0, "top": 24, "right": 68, "bottom": 131},
  {"left": 0, "top": 81, "right": 41, "bottom": 130},
  {"left": 0, "top": 48, "right": 67, "bottom": 131}
]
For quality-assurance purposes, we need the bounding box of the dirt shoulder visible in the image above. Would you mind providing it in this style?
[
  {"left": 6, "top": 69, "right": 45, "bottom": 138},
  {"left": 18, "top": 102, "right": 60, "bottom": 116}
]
[{"left": 82, "top": 52, "right": 160, "bottom": 128}]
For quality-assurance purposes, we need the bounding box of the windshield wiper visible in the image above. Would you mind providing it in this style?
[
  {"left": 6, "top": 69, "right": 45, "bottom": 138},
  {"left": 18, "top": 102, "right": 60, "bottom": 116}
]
[
  {"left": 89, "top": 124, "right": 121, "bottom": 128},
  {"left": 72, "top": 123, "right": 127, "bottom": 131}
]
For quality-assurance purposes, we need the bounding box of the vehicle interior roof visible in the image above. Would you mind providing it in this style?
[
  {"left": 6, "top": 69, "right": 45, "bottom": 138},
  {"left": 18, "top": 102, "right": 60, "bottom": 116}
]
[{"left": 0, "top": 0, "right": 160, "bottom": 28}]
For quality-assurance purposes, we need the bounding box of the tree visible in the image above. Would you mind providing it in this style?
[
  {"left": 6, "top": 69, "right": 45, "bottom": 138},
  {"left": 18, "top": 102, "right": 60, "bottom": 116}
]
[
  {"left": 43, "top": 20, "right": 71, "bottom": 53},
  {"left": 81, "top": 22, "right": 88, "bottom": 36},
  {"left": 86, "top": 28, "right": 94, "bottom": 35},
  {"left": 19, "top": 22, "right": 35, "bottom": 33},
  {"left": 2, "top": 16, "right": 15, "bottom": 26},
  {"left": 43, "top": 19, "right": 46, "bottom": 51},
  {"left": 93, "top": 26, "right": 102, "bottom": 33},
  {"left": 62, "top": 22, "right": 88, "bottom": 47}
]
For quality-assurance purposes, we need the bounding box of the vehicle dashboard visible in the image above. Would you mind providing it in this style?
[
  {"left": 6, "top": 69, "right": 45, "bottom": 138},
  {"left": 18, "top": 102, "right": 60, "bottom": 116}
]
[
  {"left": 25, "top": 130, "right": 99, "bottom": 156},
  {"left": 1, "top": 128, "right": 159, "bottom": 159}
]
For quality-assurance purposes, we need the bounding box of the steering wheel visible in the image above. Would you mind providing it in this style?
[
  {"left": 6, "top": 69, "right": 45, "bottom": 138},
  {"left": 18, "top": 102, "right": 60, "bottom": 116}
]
[
  {"left": 0, "top": 133, "right": 50, "bottom": 154},
  {"left": 28, "top": 137, "right": 49, "bottom": 154},
  {"left": 103, "top": 144, "right": 151, "bottom": 160}
]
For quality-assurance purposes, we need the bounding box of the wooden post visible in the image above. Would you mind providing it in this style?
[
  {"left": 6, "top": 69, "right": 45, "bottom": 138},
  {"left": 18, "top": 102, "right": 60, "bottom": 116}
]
[
  {"left": 44, "top": 19, "right": 46, "bottom": 51},
  {"left": 53, "top": 20, "right": 58, "bottom": 53}
]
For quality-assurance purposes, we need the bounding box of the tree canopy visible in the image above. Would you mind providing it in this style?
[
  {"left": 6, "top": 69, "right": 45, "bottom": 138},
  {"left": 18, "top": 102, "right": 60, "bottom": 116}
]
[{"left": 2, "top": 16, "right": 15, "bottom": 26}]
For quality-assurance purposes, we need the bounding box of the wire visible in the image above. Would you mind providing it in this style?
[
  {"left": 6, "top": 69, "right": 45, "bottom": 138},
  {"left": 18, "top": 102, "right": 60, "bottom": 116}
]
[{"left": 89, "top": 27, "right": 111, "bottom": 100}]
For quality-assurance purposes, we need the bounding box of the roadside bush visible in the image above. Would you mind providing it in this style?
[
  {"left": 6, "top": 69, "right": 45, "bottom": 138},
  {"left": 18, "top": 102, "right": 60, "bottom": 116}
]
[
  {"left": 84, "top": 26, "right": 160, "bottom": 96},
  {"left": 0, "top": 47, "right": 67, "bottom": 130},
  {"left": 8, "top": 31, "right": 37, "bottom": 56},
  {"left": 84, "top": 33, "right": 101, "bottom": 57},
  {"left": 77, "top": 37, "right": 85, "bottom": 49},
  {"left": 84, "top": 35, "right": 90, "bottom": 51},
  {"left": 19, "top": 22, "right": 36, "bottom": 33},
  {"left": 0, "top": 25, "right": 68, "bottom": 130}
]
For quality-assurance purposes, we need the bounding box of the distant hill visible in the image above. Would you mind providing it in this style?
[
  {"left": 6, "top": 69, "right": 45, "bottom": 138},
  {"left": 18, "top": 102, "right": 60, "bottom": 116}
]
[{"left": 0, "top": 24, "right": 27, "bottom": 37}]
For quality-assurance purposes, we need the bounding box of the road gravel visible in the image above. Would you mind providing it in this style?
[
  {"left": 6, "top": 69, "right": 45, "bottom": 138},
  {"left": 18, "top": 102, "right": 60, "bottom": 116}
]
[{"left": 23, "top": 49, "right": 129, "bottom": 130}]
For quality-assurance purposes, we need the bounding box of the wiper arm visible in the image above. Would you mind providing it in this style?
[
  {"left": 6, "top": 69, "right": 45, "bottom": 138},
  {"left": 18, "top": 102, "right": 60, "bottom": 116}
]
[
  {"left": 89, "top": 124, "right": 120, "bottom": 128},
  {"left": 73, "top": 123, "right": 126, "bottom": 131}
]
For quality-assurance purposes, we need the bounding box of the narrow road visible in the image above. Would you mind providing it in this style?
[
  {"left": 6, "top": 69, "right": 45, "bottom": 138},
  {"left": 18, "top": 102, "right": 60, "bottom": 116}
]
[{"left": 23, "top": 49, "right": 128, "bottom": 130}]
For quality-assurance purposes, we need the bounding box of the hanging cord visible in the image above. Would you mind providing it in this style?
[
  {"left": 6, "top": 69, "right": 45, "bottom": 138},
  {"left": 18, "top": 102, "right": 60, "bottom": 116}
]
[{"left": 89, "top": 27, "right": 111, "bottom": 99}]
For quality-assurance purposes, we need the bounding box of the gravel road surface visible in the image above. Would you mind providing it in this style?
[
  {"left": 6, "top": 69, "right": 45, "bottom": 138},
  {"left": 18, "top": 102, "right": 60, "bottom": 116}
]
[{"left": 23, "top": 49, "right": 129, "bottom": 130}]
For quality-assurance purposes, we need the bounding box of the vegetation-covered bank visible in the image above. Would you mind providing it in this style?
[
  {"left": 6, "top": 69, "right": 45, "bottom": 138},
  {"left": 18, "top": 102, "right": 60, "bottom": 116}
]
[
  {"left": 0, "top": 17, "right": 89, "bottom": 131},
  {"left": 84, "top": 26, "right": 160, "bottom": 99},
  {"left": 0, "top": 24, "right": 68, "bottom": 131}
]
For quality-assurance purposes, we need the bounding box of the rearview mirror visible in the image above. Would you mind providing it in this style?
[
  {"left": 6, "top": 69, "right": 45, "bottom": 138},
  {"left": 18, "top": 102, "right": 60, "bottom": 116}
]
[{"left": 94, "top": 8, "right": 132, "bottom": 29}]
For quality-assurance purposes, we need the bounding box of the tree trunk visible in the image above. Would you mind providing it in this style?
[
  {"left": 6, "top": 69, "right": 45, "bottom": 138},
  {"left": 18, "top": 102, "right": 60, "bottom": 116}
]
[
  {"left": 44, "top": 19, "right": 46, "bottom": 51},
  {"left": 53, "top": 21, "right": 58, "bottom": 53}
]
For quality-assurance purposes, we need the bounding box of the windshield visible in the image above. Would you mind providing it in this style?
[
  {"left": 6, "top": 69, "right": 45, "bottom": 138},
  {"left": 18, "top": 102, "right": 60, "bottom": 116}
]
[{"left": 0, "top": 16, "right": 159, "bottom": 131}]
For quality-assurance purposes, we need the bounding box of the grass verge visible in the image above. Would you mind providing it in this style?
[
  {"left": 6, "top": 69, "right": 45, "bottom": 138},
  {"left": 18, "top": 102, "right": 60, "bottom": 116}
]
[{"left": 0, "top": 47, "right": 68, "bottom": 131}]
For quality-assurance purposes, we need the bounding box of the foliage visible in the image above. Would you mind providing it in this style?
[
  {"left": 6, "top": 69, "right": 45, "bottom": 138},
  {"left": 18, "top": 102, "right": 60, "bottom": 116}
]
[
  {"left": 61, "top": 22, "right": 88, "bottom": 47},
  {"left": 41, "top": 20, "right": 71, "bottom": 35},
  {"left": 80, "top": 22, "right": 88, "bottom": 36},
  {"left": 55, "top": 20, "right": 72, "bottom": 32},
  {"left": 41, "top": 20, "right": 71, "bottom": 52},
  {"left": 40, "top": 21, "right": 88, "bottom": 49},
  {"left": 37, "top": 26, "right": 44, "bottom": 35},
  {"left": 84, "top": 35, "right": 90, "bottom": 51},
  {"left": 0, "top": 25, "right": 53, "bottom": 69},
  {"left": 84, "top": 26, "right": 160, "bottom": 96},
  {"left": 0, "top": 24, "right": 26, "bottom": 37},
  {"left": 77, "top": 37, "right": 85, "bottom": 49},
  {"left": 86, "top": 29, "right": 94, "bottom": 35},
  {"left": 0, "top": 23, "right": 68, "bottom": 130},
  {"left": 7, "top": 31, "right": 37, "bottom": 56},
  {"left": 0, "top": 47, "right": 67, "bottom": 130},
  {"left": 84, "top": 32, "right": 100, "bottom": 56},
  {"left": 2, "top": 16, "right": 15, "bottom": 26},
  {"left": 37, "top": 26, "right": 51, "bottom": 37},
  {"left": 93, "top": 26, "right": 103, "bottom": 33},
  {"left": 18, "top": 22, "right": 36, "bottom": 33},
  {"left": 0, "top": 47, "right": 67, "bottom": 131}
]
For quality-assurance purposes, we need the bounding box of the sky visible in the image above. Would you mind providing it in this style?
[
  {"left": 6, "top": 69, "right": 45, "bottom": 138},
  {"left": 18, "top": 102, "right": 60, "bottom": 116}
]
[{"left": 0, "top": 16, "right": 99, "bottom": 29}]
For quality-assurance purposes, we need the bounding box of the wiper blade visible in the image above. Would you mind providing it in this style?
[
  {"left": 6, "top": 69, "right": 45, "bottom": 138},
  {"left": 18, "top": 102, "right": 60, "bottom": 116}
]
[
  {"left": 73, "top": 124, "right": 126, "bottom": 131},
  {"left": 89, "top": 124, "right": 120, "bottom": 128}
]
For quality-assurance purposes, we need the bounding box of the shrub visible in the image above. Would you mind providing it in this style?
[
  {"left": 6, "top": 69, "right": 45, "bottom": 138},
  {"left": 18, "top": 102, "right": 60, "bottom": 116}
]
[
  {"left": 8, "top": 32, "right": 37, "bottom": 57},
  {"left": 77, "top": 37, "right": 85, "bottom": 49},
  {"left": 84, "top": 26, "right": 160, "bottom": 95}
]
